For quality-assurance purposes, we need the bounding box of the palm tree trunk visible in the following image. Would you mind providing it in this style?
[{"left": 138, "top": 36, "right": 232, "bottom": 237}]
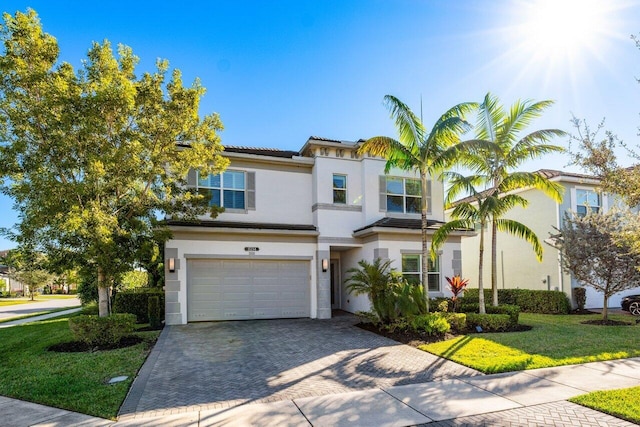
[
  {"left": 491, "top": 218, "right": 498, "bottom": 306},
  {"left": 478, "top": 220, "right": 486, "bottom": 314},
  {"left": 421, "top": 170, "right": 430, "bottom": 313}
]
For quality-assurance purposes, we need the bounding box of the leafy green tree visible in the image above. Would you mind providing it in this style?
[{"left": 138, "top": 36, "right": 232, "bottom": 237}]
[
  {"left": 458, "top": 93, "right": 564, "bottom": 306},
  {"left": 560, "top": 210, "right": 640, "bottom": 321},
  {"left": 358, "top": 95, "right": 476, "bottom": 312},
  {"left": 0, "top": 10, "right": 228, "bottom": 316},
  {"left": 345, "top": 258, "right": 396, "bottom": 323}
]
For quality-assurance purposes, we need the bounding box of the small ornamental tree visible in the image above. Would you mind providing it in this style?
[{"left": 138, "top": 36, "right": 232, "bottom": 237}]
[
  {"left": 446, "top": 275, "right": 469, "bottom": 312},
  {"left": 559, "top": 210, "right": 640, "bottom": 321},
  {"left": 0, "top": 10, "right": 228, "bottom": 316}
]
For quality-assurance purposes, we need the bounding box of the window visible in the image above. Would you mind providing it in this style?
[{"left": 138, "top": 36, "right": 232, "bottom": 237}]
[
  {"left": 401, "top": 254, "right": 440, "bottom": 291},
  {"left": 385, "top": 177, "right": 421, "bottom": 213},
  {"left": 333, "top": 174, "right": 347, "bottom": 204},
  {"left": 198, "top": 170, "right": 246, "bottom": 209},
  {"left": 576, "top": 189, "right": 600, "bottom": 217}
]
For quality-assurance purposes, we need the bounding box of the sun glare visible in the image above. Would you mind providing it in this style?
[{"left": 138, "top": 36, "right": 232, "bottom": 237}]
[{"left": 516, "top": 0, "right": 613, "bottom": 60}]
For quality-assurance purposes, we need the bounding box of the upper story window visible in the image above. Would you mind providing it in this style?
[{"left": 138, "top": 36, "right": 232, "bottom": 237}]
[
  {"left": 401, "top": 254, "right": 440, "bottom": 291},
  {"left": 576, "top": 189, "right": 600, "bottom": 217},
  {"left": 385, "top": 177, "right": 421, "bottom": 213},
  {"left": 198, "top": 170, "right": 246, "bottom": 209},
  {"left": 333, "top": 174, "right": 347, "bottom": 204}
]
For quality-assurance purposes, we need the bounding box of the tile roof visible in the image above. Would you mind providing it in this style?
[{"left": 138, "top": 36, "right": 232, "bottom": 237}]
[
  {"left": 167, "top": 220, "right": 317, "bottom": 231},
  {"left": 223, "top": 146, "right": 300, "bottom": 158},
  {"left": 353, "top": 217, "right": 446, "bottom": 233}
]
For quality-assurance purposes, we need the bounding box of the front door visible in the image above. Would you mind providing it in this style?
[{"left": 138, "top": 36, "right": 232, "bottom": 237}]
[{"left": 330, "top": 260, "right": 341, "bottom": 309}]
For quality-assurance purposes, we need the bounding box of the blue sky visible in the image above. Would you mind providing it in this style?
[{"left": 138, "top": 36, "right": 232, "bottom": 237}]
[{"left": 1, "top": 0, "right": 640, "bottom": 249}]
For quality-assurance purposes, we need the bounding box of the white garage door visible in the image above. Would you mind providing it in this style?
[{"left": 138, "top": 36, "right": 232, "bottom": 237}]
[
  {"left": 187, "top": 259, "right": 310, "bottom": 321},
  {"left": 584, "top": 285, "right": 640, "bottom": 309}
]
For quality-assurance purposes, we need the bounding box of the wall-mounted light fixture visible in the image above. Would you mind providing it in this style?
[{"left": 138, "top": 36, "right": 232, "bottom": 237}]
[
  {"left": 168, "top": 258, "right": 175, "bottom": 273},
  {"left": 321, "top": 259, "right": 329, "bottom": 272}
]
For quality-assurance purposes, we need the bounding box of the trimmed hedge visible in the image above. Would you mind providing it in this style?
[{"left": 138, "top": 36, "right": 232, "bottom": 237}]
[
  {"left": 113, "top": 289, "right": 165, "bottom": 324},
  {"left": 68, "top": 313, "right": 136, "bottom": 346},
  {"left": 443, "top": 312, "right": 467, "bottom": 332},
  {"left": 465, "top": 313, "right": 511, "bottom": 332},
  {"left": 459, "top": 303, "right": 520, "bottom": 327},
  {"left": 410, "top": 313, "right": 451, "bottom": 336},
  {"left": 462, "top": 289, "right": 570, "bottom": 314}
]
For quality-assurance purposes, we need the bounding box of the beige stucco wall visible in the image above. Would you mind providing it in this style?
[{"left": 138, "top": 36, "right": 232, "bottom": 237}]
[{"left": 460, "top": 188, "right": 565, "bottom": 293}]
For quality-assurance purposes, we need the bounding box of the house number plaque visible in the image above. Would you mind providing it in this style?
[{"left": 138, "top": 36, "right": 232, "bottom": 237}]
[{"left": 244, "top": 247, "right": 260, "bottom": 252}]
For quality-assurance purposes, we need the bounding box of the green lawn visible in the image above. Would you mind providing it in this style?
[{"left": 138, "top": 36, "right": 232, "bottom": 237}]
[
  {"left": 0, "top": 299, "right": 36, "bottom": 306},
  {"left": 570, "top": 387, "right": 640, "bottom": 424},
  {"left": 421, "top": 313, "right": 640, "bottom": 373},
  {"left": 0, "top": 314, "right": 159, "bottom": 419},
  {"left": 37, "top": 294, "right": 80, "bottom": 300}
]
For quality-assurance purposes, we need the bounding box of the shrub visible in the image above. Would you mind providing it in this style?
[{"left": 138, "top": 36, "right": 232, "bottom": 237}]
[
  {"left": 465, "top": 313, "right": 511, "bottom": 332},
  {"left": 443, "top": 312, "right": 466, "bottom": 332},
  {"left": 113, "top": 289, "right": 165, "bottom": 324},
  {"left": 431, "top": 297, "right": 452, "bottom": 312},
  {"left": 462, "top": 289, "right": 570, "bottom": 314},
  {"left": 68, "top": 313, "right": 136, "bottom": 347},
  {"left": 459, "top": 303, "right": 520, "bottom": 327},
  {"left": 81, "top": 303, "right": 99, "bottom": 315},
  {"left": 148, "top": 295, "right": 162, "bottom": 329},
  {"left": 574, "top": 287, "right": 587, "bottom": 310},
  {"left": 410, "top": 313, "right": 451, "bottom": 336},
  {"left": 446, "top": 275, "right": 469, "bottom": 312}
]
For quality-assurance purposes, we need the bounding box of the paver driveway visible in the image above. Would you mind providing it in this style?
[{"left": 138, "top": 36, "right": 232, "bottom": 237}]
[{"left": 121, "top": 313, "right": 481, "bottom": 416}]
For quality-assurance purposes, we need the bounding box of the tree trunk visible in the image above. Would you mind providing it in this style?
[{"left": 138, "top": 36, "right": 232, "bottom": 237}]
[
  {"left": 491, "top": 218, "right": 498, "bottom": 306},
  {"left": 421, "top": 171, "right": 430, "bottom": 313},
  {"left": 97, "top": 267, "right": 110, "bottom": 317},
  {"left": 602, "top": 294, "right": 609, "bottom": 321},
  {"left": 478, "top": 220, "right": 486, "bottom": 314}
]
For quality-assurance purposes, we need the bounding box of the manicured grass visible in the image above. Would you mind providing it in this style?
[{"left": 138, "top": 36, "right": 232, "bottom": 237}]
[
  {"left": 570, "top": 387, "right": 640, "bottom": 424},
  {"left": 37, "top": 295, "right": 80, "bottom": 300},
  {"left": 0, "top": 299, "right": 36, "bottom": 306},
  {"left": 420, "top": 313, "right": 640, "bottom": 373},
  {"left": 0, "top": 307, "right": 80, "bottom": 324},
  {"left": 0, "top": 314, "right": 160, "bottom": 419}
]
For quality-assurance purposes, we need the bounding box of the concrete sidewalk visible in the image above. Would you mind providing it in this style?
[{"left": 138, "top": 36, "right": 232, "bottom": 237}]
[
  {"left": 2, "top": 358, "right": 639, "bottom": 426},
  {"left": 0, "top": 307, "right": 82, "bottom": 328},
  {"left": 0, "top": 297, "right": 81, "bottom": 320}
]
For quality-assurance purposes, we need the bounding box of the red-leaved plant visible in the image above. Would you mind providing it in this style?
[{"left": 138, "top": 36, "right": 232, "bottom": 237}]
[{"left": 446, "top": 275, "right": 469, "bottom": 312}]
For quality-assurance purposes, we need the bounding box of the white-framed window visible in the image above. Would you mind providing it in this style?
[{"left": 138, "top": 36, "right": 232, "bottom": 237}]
[
  {"left": 401, "top": 254, "right": 440, "bottom": 291},
  {"left": 385, "top": 177, "right": 421, "bottom": 213},
  {"left": 198, "top": 170, "right": 246, "bottom": 209},
  {"left": 575, "top": 188, "right": 600, "bottom": 217},
  {"left": 333, "top": 174, "right": 347, "bottom": 204}
]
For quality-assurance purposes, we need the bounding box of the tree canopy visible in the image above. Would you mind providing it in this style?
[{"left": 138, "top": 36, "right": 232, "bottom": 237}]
[{"left": 0, "top": 10, "right": 228, "bottom": 315}]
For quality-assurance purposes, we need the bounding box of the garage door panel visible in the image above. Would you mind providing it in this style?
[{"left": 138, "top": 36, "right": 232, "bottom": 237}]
[{"left": 187, "top": 259, "right": 310, "bottom": 321}]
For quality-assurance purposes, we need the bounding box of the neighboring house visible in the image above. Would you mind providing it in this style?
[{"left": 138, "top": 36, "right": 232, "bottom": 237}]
[
  {"left": 455, "top": 169, "right": 640, "bottom": 309},
  {"left": 164, "top": 137, "right": 473, "bottom": 325}
]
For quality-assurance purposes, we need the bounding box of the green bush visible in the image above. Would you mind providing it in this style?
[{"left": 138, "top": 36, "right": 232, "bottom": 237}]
[
  {"left": 462, "top": 289, "right": 570, "bottom": 314},
  {"left": 465, "top": 313, "right": 511, "bottom": 332},
  {"left": 113, "top": 289, "right": 164, "bottom": 324},
  {"left": 148, "top": 295, "right": 162, "bottom": 329},
  {"left": 80, "top": 303, "right": 99, "bottom": 315},
  {"left": 459, "top": 303, "right": 520, "bottom": 327},
  {"left": 410, "top": 313, "right": 451, "bottom": 336},
  {"left": 68, "top": 313, "right": 136, "bottom": 347},
  {"left": 443, "top": 312, "right": 467, "bottom": 332}
]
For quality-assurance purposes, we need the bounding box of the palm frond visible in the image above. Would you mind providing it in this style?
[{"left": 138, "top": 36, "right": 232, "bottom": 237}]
[
  {"left": 358, "top": 136, "right": 420, "bottom": 173},
  {"left": 431, "top": 219, "right": 474, "bottom": 259},
  {"left": 383, "top": 95, "right": 425, "bottom": 147},
  {"left": 500, "top": 172, "right": 564, "bottom": 202},
  {"left": 476, "top": 93, "right": 503, "bottom": 142},
  {"left": 495, "top": 218, "right": 543, "bottom": 261}
]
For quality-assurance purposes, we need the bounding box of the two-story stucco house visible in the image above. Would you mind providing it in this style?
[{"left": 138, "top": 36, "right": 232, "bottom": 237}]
[
  {"left": 457, "top": 169, "right": 640, "bottom": 309},
  {"left": 163, "top": 137, "right": 473, "bottom": 325}
]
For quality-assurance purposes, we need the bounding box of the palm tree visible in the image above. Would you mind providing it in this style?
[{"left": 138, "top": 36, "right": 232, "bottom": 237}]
[
  {"left": 345, "top": 258, "right": 395, "bottom": 323},
  {"left": 358, "top": 95, "right": 476, "bottom": 312},
  {"left": 432, "top": 173, "right": 491, "bottom": 313},
  {"left": 462, "top": 93, "right": 565, "bottom": 306}
]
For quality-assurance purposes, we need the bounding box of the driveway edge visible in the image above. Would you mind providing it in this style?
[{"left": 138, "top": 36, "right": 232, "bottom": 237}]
[{"left": 118, "top": 325, "right": 171, "bottom": 417}]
